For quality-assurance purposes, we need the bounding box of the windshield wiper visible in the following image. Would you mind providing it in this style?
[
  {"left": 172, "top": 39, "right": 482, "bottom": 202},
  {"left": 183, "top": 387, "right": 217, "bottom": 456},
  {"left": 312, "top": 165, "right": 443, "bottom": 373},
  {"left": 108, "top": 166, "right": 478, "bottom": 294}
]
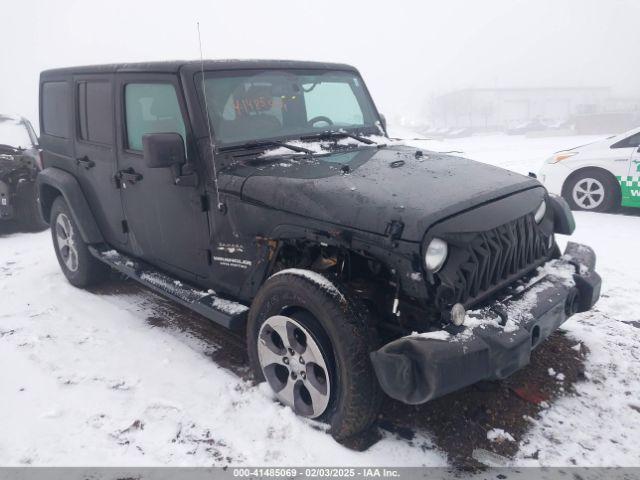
[
  {"left": 301, "top": 130, "right": 376, "bottom": 145},
  {"left": 219, "top": 140, "right": 314, "bottom": 155}
]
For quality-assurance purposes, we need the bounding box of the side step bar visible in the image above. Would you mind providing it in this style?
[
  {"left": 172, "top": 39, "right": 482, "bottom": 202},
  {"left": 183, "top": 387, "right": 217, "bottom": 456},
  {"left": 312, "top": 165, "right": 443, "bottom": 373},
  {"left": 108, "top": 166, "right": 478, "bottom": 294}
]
[{"left": 89, "top": 245, "right": 249, "bottom": 331}]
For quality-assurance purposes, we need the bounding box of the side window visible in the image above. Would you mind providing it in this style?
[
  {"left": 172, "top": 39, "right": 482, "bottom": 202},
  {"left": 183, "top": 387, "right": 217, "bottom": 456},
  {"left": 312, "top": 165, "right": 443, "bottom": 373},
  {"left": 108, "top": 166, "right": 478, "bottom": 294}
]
[
  {"left": 78, "top": 81, "right": 113, "bottom": 144},
  {"left": 124, "top": 83, "right": 186, "bottom": 151},
  {"left": 303, "top": 82, "right": 364, "bottom": 126},
  {"left": 42, "top": 82, "right": 70, "bottom": 138},
  {"left": 611, "top": 132, "right": 640, "bottom": 149}
]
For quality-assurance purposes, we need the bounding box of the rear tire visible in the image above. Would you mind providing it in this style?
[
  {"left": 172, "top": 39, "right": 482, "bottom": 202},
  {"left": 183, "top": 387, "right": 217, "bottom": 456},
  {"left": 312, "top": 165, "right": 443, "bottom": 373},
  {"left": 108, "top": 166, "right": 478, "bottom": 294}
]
[
  {"left": 247, "top": 270, "right": 382, "bottom": 442},
  {"left": 563, "top": 170, "right": 619, "bottom": 212},
  {"left": 16, "top": 182, "right": 48, "bottom": 232},
  {"left": 50, "top": 196, "right": 109, "bottom": 287}
]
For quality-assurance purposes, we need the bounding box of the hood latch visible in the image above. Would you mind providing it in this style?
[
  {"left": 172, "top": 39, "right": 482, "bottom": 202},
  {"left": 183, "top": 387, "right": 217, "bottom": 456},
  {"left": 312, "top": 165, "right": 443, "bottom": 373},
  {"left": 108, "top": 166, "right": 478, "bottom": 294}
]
[{"left": 385, "top": 219, "right": 404, "bottom": 241}]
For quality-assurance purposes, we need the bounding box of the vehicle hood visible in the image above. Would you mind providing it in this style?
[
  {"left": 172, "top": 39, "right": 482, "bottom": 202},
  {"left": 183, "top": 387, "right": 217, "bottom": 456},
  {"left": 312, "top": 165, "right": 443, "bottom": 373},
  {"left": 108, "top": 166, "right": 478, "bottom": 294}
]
[{"left": 234, "top": 145, "right": 541, "bottom": 241}]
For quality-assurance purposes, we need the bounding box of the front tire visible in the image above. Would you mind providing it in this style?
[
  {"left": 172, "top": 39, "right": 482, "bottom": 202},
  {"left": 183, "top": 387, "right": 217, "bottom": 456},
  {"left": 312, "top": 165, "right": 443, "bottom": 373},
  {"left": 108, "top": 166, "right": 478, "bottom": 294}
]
[
  {"left": 563, "top": 170, "right": 619, "bottom": 212},
  {"left": 247, "top": 270, "right": 382, "bottom": 442},
  {"left": 50, "top": 196, "right": 109, "bottom": 287}
]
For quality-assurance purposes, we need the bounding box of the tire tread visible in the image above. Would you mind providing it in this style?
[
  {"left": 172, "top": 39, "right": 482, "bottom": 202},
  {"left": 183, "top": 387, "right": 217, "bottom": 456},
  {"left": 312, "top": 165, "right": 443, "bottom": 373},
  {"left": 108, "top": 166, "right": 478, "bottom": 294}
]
[{"left": 247, "top": 271, "right": 382, "bottom": 442}]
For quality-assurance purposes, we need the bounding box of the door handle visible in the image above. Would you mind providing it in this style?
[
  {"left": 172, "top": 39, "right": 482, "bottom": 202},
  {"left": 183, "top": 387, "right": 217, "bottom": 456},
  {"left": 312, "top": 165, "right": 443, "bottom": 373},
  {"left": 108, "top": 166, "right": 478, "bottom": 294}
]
[
  {"left": 117, "top": 168, "right": 143, "bottom": 186},
  {"left": 76, "top": 156, "right": 95, "bottom": 169}
]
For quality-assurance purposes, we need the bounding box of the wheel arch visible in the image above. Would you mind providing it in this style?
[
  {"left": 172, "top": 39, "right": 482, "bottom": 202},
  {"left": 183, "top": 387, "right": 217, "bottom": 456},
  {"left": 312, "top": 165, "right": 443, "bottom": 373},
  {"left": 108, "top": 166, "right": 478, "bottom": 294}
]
[
  {"left": 246, "top": 268, "right": 383, "bottom": 440},
  {"left": 561, "top": 166, "right": 621, "bottom": 207},
  {"left": 37, "top": 168, "right": 105, "bottom": 244}
]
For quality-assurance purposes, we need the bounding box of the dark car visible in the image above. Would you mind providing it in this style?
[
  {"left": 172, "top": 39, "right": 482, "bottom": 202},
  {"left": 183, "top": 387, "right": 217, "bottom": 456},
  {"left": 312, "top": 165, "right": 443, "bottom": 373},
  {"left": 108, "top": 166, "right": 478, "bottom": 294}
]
[
  {"left": 36, "top": 60, "right": 601, "bottom": 443},
  {"left": 0, "top": 114, "right": 46, "bottom": 229}
]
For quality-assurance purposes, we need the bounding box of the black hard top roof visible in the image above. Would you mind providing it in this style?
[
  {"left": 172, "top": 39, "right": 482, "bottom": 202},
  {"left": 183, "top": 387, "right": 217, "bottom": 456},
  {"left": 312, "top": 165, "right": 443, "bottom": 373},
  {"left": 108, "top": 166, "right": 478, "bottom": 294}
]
[{"left": 41, "top": 59, "right": 358, "bottom": 78}]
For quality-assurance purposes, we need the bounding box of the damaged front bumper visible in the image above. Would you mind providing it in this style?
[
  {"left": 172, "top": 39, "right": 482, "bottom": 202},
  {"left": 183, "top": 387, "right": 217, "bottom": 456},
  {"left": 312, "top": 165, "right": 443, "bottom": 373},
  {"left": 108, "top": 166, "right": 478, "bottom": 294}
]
[{"left": 370, "top": 241, "right": 601, "bottom": 404}]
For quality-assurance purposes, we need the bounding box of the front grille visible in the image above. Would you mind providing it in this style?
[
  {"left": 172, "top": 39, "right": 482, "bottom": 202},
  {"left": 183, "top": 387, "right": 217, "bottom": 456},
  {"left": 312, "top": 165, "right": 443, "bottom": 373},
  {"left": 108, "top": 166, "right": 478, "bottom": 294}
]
[{"left": 435, "top": 214, "right": 549, "bottom": 309}]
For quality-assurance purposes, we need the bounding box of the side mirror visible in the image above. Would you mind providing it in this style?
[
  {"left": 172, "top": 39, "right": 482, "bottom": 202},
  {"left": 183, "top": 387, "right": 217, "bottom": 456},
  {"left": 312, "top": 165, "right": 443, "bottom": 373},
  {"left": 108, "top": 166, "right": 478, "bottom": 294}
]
[
  {"left": 379, "top": 113, "right": 387, "bottom": 134},
  {"left": 142, "top": 133, "right": 186, "bottom": 169}
]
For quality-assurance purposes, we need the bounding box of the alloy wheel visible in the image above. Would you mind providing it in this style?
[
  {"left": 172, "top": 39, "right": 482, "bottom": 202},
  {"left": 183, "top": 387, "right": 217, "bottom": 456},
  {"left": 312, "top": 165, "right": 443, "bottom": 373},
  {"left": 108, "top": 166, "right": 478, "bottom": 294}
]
[
  {"left": 572, "top": 177, "right": 605, "bottom": 210},
  {"left": 257, "top": 315, "right": 331, "bottom": 418},
  {"left": 55, "top": 213, "right": 79, "bottom": 272}
]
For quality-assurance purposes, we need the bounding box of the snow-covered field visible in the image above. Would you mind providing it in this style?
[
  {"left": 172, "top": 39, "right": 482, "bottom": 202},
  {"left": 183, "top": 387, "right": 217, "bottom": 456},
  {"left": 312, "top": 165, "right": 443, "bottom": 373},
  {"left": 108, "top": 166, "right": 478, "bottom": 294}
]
[
  {"left": 1, "top": 133, "right": 639, "bottom": 467},
  {"left": 0, "top": 232, "right": 443, "bottom": 467}
]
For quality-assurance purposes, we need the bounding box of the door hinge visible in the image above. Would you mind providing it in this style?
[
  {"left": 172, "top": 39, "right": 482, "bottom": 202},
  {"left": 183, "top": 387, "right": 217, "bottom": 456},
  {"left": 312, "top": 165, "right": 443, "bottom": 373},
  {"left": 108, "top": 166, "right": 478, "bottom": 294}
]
[
  {"left": 200, "top": 194, "right": 210, "bottom": 212},
  {"left": 200, "top": 249, "right": 212, "bottom": 265},
  {"left": 121, "top": 220, "right": 129, "bottom": 234}
]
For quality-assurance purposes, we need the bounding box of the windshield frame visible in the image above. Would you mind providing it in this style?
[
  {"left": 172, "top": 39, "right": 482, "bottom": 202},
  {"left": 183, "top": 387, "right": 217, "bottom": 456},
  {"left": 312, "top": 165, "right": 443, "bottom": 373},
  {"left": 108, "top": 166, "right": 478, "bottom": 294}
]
[{"left": 193, "top": 68, "right": 386, "bottom": 151}]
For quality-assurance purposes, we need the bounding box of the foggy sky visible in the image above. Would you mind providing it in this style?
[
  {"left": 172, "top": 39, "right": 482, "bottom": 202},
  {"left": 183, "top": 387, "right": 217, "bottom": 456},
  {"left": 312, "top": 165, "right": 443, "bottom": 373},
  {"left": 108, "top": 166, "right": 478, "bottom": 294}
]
[{"left": 2, "top": 0, "right": 640, "bottom": 130}]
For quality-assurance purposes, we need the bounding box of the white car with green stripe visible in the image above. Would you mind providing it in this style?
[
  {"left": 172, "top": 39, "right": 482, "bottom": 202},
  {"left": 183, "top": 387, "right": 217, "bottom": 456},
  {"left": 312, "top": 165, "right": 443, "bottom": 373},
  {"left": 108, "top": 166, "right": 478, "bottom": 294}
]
[{"left": 539, "top": 127, "right": 640, "bottom": 211}]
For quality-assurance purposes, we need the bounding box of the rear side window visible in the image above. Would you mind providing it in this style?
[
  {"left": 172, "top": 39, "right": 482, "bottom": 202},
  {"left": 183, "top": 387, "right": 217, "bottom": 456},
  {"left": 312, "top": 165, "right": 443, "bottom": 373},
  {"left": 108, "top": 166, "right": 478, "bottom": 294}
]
[
  {"left": 42, "top": 82, "right": 70, "bottom": 138},
  {"left": 124, "top": 83, "right": 186, "bottom": 151},
  {"left": 611, "top": 132, "right": 640, "bottom": 149},
  {"left": 78, "top": 81, "right": 113, "bottom": 144}
]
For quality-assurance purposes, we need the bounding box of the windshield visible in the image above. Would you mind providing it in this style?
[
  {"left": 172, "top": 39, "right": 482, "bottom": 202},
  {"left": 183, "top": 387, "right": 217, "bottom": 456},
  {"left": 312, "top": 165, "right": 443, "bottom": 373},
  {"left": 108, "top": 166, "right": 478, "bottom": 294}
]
[
  {"left": 0, "top": 118, "right": 32, "bottom": 149},
  {"left": 198, "top": 69, "right": 381, "bottom": 147}
]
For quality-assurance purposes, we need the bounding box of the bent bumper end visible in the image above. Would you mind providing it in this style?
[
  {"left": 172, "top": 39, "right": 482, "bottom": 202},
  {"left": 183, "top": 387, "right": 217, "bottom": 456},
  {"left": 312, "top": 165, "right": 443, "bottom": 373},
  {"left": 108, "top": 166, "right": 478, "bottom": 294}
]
[{"left": 371, "top": 241, "right": 601, "bottom": 405}]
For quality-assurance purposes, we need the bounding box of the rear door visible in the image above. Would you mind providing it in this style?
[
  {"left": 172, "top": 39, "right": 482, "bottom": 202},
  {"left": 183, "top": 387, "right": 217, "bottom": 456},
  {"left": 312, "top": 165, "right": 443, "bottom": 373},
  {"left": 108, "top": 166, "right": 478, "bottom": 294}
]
[
  {"left": 115, "top": 73, "right": 210, "bottom": 279},
  {"left": 624, "top": 136, "right": 640, "bottom": 207},
  {"left": 610, "top": 131, "right": 640, "bottom": 208},
  {"left": 629, "top": 139, "right": 640, "bottom": 176},
  {"left": 73, "top": 74, "right": 127, "bottom": 245}
]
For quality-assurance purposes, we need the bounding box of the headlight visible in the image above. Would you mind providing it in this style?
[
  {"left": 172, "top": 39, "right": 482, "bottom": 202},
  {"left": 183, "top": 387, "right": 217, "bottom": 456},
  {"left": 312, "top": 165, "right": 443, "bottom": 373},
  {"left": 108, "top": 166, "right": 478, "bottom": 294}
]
[
  {"left": 546, "top": 151, "right": 577, "bottom": 164},
  {"left": 425, "top": 238, "right": 448, "bottom": 272},
  {"left": 534, "top": 199, "right": 547, "bottom": 223}
]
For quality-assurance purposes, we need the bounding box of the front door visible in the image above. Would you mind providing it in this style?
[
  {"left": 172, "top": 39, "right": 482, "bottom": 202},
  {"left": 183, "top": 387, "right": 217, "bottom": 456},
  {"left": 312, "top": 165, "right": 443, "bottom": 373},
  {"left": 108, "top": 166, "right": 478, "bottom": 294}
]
[
  {"left": 625, "top": 145, "right": 640, "bottom": 207},
  {"left": 73, "top": 74, "right": 127, "bottom": 245},
  {"left": 115, "top": 74, "right": 210, "bottom": 279}
]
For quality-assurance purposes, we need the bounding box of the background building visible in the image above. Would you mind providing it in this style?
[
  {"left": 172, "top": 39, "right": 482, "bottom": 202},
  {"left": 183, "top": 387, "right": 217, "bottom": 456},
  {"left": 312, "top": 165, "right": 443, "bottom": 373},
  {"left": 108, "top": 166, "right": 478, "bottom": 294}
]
[{"left": 427, "top": 87, "right": 640, "bottom": 134}]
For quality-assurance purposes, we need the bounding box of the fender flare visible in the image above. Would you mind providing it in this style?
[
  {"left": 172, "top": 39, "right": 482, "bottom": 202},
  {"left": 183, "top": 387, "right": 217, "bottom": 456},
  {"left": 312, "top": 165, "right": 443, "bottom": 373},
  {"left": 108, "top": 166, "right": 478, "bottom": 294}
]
[{"left": 36, "top": 167, "right": 105, "bottom": 244}]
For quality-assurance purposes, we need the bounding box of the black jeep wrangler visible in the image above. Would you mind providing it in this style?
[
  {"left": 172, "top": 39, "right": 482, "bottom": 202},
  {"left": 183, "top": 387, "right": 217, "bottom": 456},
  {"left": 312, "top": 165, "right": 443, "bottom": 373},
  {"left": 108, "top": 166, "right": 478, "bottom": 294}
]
[
  {"left": 0, "top": 114, "right": 46, "bottom": 230},
  {"left": 37, "top": 60, "right": 601, "bottom": 442}
]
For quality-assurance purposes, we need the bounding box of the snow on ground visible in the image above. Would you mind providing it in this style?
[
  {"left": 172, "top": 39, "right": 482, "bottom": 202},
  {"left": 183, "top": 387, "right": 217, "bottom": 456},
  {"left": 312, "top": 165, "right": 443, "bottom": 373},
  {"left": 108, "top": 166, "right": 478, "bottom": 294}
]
[
  {"left": 0, "top": 232, "right": 444, "bottom": 466},
  {"left": 403, "top": 132, "right": 606, "bottom": 176},
  {"left": 1, "top": 132, "right": 640, "bottom": 466},
  {"left": 514, "top": 210, "right": 640, "bottom": 466},
  {"left": 487, "top": 429, "right": 516, "bottom": 443}
]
